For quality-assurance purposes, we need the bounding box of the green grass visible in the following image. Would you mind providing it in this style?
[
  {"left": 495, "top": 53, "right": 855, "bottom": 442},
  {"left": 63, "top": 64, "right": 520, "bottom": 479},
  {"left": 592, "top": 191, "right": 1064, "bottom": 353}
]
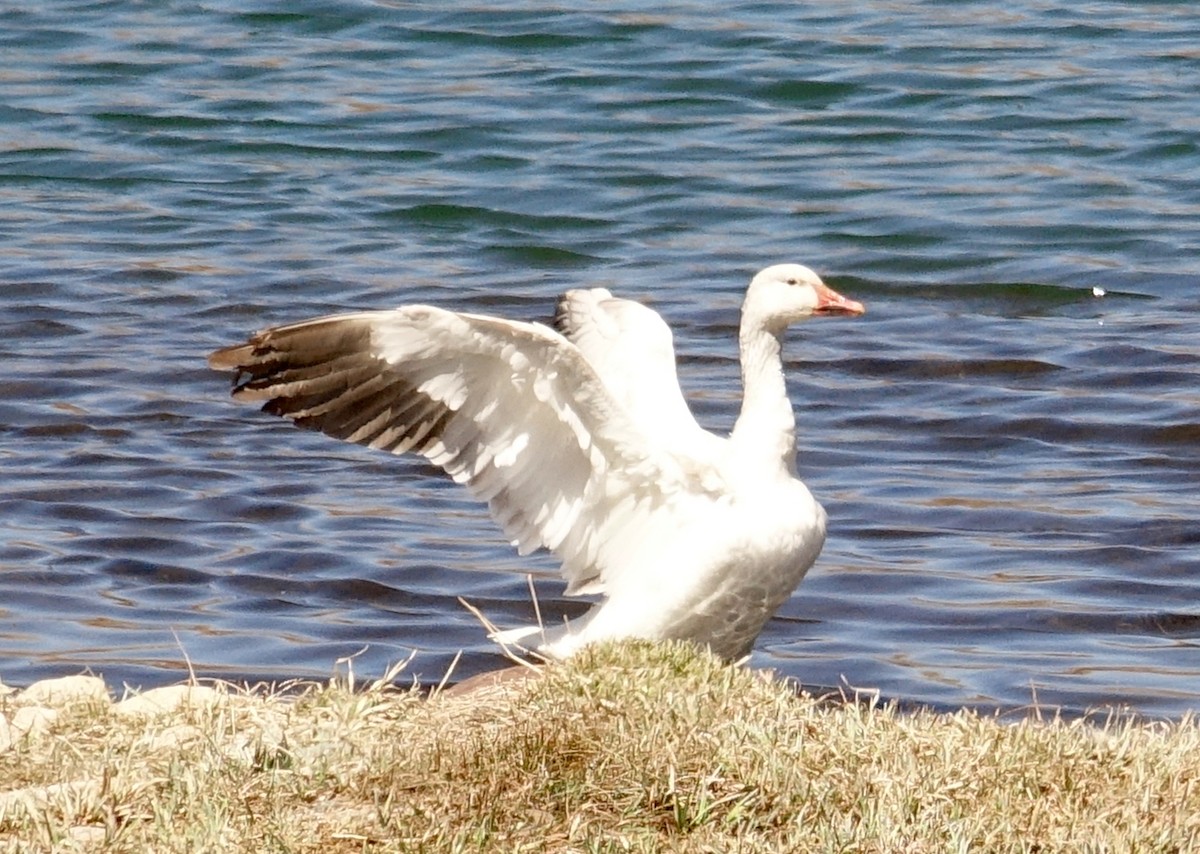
[{"left": 2, "top": 641, "right": 1198, "bottom": 852}]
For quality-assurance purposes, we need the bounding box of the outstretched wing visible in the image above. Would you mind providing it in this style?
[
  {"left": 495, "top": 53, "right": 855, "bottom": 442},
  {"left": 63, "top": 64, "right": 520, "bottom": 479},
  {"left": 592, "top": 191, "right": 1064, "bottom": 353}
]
[
  {"left": 555, "top": 289, "right": 716, "bottom": 455},
  {"left": 208, "top": 306, "right": 719, "bottom": 595}
]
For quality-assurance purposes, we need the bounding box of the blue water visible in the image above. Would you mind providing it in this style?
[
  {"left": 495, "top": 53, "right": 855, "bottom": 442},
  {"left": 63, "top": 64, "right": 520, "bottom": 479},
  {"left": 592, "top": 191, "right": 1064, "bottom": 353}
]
[{"left": 2, "top": 2, "right": 1198, "bottom": 716}]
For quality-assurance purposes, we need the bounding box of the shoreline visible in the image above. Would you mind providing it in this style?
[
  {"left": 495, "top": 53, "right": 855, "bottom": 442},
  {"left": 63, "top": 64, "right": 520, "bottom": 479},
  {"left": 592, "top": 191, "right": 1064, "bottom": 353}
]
[{"left": 3, "top": 642, "right": 1198, "bottom": 851}]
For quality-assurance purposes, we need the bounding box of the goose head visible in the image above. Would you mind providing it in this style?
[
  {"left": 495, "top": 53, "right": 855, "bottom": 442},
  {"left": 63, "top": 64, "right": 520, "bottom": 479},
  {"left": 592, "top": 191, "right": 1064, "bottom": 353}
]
[{"left": 744, "top": 263, "right": 865, "bottom": 331}]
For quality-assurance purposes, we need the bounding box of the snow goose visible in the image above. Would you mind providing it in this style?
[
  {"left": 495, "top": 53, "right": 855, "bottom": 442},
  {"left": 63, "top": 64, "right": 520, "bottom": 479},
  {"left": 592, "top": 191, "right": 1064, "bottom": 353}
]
[{"left": 208, "top": 264, "right": 864, "bottom": 660}]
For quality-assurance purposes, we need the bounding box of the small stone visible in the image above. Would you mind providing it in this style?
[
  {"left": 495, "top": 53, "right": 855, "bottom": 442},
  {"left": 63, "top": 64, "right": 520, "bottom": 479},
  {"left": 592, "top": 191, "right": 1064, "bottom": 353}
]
[
  {"left": 68, "top": 825, "right": 108, "bottom": 846},
  {"left": 140, "top": 723, "right": 204, "bottom": 752},
  {"left": 8, "top": 705, "right": 58, "bottom": 743},
  {"left": 19, "top": 675, "right": 110, "bottom": 709},
  {"left": 0, "top": 779, "right": 101, "bottom": 817}
]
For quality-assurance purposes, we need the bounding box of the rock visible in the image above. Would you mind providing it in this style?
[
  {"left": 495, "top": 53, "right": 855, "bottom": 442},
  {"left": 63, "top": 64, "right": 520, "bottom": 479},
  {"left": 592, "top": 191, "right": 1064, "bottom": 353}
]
[
  {"left": 114, "top": 684, "right": 227, "bottom": 719},
  {"left": 1, "top": 706, "right": 59, "bottom": 750},
  {"left": 139, "top": 722, "right": 204, "bottom": 752},
  {"left": 442, "top": 664, "right": 540, "bottom": 698},
  {"left": 67, "top": 825, "right": 108, "bottom": 846},
  {"left": 19, "top": 675, "right": 110, "bottom": 709},
  {"left": 0, "top": 779, "right": 101, "bottom": 817}
]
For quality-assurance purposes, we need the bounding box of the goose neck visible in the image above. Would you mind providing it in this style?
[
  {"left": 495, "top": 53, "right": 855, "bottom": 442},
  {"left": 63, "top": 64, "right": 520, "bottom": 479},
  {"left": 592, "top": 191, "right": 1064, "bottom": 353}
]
[{"left": 731, "top": 316, "right": 796, "bottom": 475}]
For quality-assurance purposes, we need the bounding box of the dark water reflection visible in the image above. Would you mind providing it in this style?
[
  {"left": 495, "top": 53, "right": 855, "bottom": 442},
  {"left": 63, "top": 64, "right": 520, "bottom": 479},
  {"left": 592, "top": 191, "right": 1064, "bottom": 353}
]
[{"left": 2, "top": 3, "right": 1198, "bottom": 716}]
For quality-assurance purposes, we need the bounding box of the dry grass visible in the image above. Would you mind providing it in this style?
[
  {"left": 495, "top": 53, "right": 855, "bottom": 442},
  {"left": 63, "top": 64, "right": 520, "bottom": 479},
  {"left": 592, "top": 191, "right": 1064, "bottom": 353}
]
[{"left": 2, "top": 641, "right": 1198, "bottom": 852}]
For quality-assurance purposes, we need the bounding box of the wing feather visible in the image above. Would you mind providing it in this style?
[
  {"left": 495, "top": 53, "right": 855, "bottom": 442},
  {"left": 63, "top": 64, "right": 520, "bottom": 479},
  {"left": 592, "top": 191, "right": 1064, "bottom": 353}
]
[
  {"left": 555, "top": 289, "right": 722, "bottom": 458},
  {"left": 209, "top": 305, "right": 722, "bottom": 595}
]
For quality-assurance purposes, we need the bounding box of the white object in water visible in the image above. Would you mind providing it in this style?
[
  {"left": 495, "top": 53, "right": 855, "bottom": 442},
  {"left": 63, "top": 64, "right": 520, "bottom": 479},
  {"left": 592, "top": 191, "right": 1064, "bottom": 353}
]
[
  {"left": 208, "top": 264, "right": 865, "bottom": 660},
  {"left": 1092, "top": 286, "right": 1106, "bottom": 297}
]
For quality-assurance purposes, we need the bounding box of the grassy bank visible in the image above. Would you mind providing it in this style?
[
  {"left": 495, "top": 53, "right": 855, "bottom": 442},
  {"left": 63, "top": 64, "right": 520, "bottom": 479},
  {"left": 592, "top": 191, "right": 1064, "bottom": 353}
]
[{"left": 2, "top": 642, "right": 1198, "bottom": 852}]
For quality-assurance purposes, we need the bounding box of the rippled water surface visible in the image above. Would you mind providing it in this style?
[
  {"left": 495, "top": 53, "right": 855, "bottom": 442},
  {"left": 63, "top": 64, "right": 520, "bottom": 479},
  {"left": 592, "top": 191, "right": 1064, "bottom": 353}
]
[{"left": 2, "top": 2, "right": 1198, "bottom": 716}]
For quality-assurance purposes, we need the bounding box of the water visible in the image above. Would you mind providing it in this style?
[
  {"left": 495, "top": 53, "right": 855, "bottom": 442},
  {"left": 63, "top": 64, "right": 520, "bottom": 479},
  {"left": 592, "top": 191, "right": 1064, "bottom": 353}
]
[{"left": 2, "top": 2, "right": 1198, "bottom": 717}]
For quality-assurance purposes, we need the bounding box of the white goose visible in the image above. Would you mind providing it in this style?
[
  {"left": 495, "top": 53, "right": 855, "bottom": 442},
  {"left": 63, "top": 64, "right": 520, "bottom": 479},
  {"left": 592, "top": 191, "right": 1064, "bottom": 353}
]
[{"left": 208, "top": 264, "right": 864, "bottom": 661}]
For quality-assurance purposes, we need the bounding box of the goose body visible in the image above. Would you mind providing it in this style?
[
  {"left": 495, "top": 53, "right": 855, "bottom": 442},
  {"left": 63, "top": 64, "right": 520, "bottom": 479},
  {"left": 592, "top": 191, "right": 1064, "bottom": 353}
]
[{"left": 208, "top": 264, "right": 864, "bottom": 660}]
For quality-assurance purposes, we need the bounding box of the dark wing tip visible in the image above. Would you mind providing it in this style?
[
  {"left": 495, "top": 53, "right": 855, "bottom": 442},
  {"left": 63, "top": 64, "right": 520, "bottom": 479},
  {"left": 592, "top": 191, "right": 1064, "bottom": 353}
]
[
  {"left": 553, "top": 292, "right": 573, "bottom": 336},
  {"left": 207, "top": 342, "right": 255, "bottom": 371}
]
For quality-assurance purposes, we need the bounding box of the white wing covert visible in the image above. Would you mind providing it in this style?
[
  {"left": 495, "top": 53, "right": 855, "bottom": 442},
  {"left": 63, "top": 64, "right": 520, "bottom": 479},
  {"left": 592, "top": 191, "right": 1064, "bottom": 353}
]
[{"left": 208, "top": 306, "right": 721, "bottom": 596}]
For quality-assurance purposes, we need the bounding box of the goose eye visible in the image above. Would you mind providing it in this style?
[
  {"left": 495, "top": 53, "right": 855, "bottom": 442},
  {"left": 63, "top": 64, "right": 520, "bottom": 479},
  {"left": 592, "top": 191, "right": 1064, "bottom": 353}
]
[{"left": 786, "top": 278, "right": 798, "bottom": 285}]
